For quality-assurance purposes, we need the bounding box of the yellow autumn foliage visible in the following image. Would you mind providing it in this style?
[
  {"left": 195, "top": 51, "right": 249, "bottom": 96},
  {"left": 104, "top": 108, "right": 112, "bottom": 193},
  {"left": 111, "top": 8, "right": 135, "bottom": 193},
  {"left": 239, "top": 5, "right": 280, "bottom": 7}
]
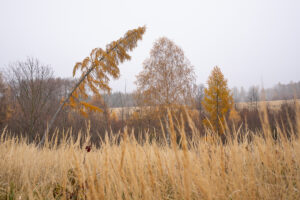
[
  {"left": 110, "top": 110, "right": 119, "bottom": 122},
  {"left": 202, "top": 66, "right": 233, "bottom": 134},
  {"left": 229, "top": 107, "right": 241, "bottom": 123},
  {"left": 68, "top": 26, "right": 146, "bottom": 116}
]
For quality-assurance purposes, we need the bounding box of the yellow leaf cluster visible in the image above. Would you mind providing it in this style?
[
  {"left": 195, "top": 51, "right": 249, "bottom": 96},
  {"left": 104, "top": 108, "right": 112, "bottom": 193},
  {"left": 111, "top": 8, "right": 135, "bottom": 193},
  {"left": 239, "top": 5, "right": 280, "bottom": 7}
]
[
  {"left": 110, "top": 110, "right": 119, "bottom": 122},
  {"left": 229, "top": 108, "right": 241, "bottom": 123},
  {"left": 202, "top": 66, "right": 233, "bottom": 134},
  {"left": 69, "top": 26, "right": 146, "bottom": 116}
]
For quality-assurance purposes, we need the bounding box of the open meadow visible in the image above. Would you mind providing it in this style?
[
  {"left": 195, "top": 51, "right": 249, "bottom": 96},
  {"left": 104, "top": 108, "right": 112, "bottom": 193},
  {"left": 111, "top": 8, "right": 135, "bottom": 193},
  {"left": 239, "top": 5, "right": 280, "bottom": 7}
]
[
  {"left": 235, "top": 99, "right": 300, "bottom": 111},
  {"left": 1, "top": 108, "right": 300, "bottom": 200}
]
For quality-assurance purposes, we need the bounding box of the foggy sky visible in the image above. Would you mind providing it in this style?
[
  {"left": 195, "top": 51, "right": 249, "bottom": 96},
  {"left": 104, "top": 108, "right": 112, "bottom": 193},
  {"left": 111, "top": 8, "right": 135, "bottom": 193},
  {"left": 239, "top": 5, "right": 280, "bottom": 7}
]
[{"left": 0, "top": 0, "right": 299, "bottom": 92}]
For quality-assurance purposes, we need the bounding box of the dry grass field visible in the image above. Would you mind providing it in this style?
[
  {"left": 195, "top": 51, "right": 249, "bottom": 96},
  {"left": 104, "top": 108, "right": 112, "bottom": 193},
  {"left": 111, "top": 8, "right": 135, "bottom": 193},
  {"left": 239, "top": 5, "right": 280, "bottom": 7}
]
[
  {"left": 111, "top": 100, "right": 300, "bottom": 118},
  {"left": 235, "top": 99, "right": 300, "bottom": 110},
  {"left": 1, "top": 107, "right": 300, "bottom": 200}
]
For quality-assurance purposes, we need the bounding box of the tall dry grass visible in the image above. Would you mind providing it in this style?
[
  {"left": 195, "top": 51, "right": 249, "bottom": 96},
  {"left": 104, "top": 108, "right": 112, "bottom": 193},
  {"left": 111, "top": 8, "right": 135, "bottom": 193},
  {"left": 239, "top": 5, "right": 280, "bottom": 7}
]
[{"left": 0, "top": 107, "right": 300, "bottom": 200}]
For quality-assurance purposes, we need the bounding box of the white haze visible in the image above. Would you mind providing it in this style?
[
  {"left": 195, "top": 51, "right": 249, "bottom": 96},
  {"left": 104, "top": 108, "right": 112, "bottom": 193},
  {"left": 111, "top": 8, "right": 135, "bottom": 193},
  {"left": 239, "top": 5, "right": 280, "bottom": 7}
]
[{"left": 0, "top": 0, "right": 299, "bottom": 92}]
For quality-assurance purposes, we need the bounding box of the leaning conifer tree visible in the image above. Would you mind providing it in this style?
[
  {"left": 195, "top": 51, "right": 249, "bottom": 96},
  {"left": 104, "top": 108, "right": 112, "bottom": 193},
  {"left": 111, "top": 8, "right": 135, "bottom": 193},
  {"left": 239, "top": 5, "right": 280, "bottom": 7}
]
[{"left": 39, "top": 26, "right": 146, "bottom": 146}]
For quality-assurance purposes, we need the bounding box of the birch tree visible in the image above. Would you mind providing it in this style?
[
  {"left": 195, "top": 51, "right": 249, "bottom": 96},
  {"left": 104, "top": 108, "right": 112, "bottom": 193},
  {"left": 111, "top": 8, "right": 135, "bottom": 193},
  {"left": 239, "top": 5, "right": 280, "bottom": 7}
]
[{"left": 136, "top": 37, "right": 195, "bottom": 107}]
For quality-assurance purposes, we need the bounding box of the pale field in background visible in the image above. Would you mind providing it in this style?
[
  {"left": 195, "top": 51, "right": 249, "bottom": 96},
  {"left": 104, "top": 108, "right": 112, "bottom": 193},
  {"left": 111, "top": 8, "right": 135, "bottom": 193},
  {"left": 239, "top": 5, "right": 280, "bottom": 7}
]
[
  {"left": 235, "top": 99, "right": 300, "bottom": 110},
  {"left": 110, "top": 99, "right": 300, "bottom": 118}
]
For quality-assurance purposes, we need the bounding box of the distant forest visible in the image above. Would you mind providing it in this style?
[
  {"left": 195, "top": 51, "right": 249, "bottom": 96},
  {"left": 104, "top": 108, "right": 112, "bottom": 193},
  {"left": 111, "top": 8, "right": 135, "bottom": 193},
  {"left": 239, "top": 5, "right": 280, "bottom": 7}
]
[{"left": 104, "top": 81, "right": 300, "bottom": 108}]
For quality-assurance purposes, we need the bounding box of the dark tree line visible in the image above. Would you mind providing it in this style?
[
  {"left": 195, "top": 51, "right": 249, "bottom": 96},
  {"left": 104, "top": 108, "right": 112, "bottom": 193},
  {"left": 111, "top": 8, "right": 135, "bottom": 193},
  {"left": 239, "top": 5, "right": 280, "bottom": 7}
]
[
  {"left": 0, "top": 57, "right": 299, "bottom": 144},
  {"left": 231, "top": 82, "right": 300, "bottom": 103},
  {"left": 0, "top": 58, "right": 123, "bottom": 143},
  {"left": 104, "top": 82, "right": 300, "bottom": 108}
]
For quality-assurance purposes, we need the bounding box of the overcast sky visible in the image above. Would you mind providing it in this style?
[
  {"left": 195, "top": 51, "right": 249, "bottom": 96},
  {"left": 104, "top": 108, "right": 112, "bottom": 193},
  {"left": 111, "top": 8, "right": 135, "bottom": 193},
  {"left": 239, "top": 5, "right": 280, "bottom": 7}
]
[{"left": 0, "top": 0, "right": 299, "bottom": 92}]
